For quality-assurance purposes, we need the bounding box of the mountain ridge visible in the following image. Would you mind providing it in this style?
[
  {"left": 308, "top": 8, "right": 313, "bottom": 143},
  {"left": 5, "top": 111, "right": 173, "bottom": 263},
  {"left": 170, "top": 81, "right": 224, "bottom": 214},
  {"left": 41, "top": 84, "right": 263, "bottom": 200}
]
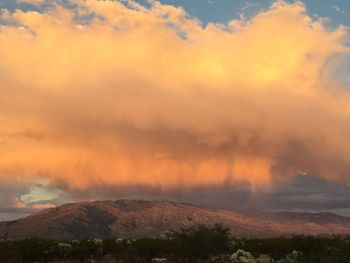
[{"left": 1, "top": 199, "right": 350, "bottom": 240}]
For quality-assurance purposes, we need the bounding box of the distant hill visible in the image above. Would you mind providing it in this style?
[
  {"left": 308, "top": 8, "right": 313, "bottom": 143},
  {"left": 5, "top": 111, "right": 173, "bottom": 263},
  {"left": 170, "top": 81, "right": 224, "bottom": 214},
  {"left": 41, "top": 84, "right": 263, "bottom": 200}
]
[{"left": 1, "top": 200, "right": 350, "bottom": 240}]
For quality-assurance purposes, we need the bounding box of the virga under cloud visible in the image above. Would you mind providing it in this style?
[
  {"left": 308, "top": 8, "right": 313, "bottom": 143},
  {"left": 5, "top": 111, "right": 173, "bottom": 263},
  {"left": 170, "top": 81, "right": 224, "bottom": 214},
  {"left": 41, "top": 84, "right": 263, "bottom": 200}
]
[{"left": 0, "top": 0, "right": 349, "bottom": 198}]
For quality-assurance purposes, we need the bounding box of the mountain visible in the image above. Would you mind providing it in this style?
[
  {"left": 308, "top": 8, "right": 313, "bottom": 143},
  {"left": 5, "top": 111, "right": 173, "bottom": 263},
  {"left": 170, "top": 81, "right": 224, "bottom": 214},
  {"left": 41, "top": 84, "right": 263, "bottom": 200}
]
[{"left": 1, "top": 200, "right": 350, "bottom": 240}]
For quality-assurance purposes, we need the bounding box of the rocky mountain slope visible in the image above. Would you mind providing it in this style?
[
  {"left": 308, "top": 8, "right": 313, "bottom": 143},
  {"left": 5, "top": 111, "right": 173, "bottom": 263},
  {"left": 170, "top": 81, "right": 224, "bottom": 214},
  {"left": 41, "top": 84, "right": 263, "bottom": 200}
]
[{"left": 1, "top": 200, "right": 350, "bottom": 240}]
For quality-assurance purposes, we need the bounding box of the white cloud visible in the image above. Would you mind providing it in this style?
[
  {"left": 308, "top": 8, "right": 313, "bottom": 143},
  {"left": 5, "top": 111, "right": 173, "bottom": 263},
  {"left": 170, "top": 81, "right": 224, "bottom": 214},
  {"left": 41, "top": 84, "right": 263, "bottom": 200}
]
[{"left": 332, "top": 5, "right": 343, "bottom": 13}]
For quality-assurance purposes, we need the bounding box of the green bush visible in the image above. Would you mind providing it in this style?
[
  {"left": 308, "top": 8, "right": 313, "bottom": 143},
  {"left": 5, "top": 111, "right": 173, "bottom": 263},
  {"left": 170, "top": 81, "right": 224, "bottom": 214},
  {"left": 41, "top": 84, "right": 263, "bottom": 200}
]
[{"left": 1, "top": 227, "right": 350, "bottom": 262}]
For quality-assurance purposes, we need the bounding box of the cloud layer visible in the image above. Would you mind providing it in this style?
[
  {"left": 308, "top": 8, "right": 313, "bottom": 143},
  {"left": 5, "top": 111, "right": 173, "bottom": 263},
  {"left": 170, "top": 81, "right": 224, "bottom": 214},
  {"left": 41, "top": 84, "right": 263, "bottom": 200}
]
[{"left": 0, "top": 0, "right": 349, "bottom": 201}]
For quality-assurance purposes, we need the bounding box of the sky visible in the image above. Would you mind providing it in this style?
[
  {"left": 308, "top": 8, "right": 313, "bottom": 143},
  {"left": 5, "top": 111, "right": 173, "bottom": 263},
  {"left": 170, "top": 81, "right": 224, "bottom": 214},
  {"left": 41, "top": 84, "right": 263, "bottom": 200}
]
[{"left": 1, "top": 0, "right": 350, "bottom": 221}]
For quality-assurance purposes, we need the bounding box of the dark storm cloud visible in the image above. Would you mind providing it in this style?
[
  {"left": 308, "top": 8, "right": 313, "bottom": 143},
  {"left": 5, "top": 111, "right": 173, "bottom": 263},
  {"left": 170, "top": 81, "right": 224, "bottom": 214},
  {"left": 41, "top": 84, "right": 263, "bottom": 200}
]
[{"left": 57, "top": 174, "right": 350, "bottom": 214}]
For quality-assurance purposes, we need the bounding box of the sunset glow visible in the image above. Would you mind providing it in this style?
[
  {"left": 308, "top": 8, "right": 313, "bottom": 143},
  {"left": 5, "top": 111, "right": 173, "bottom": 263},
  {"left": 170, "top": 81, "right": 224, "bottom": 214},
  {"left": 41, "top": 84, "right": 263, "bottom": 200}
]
[{"left": 1, "top": 0, "right": 350, "bottom": 218}]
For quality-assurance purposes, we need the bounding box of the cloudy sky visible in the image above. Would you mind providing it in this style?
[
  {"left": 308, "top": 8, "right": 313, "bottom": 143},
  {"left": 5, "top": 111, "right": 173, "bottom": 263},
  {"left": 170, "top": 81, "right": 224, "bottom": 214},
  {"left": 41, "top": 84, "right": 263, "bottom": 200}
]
[{"left": 1, "top": 0, "right": 350, "bottom": 221}]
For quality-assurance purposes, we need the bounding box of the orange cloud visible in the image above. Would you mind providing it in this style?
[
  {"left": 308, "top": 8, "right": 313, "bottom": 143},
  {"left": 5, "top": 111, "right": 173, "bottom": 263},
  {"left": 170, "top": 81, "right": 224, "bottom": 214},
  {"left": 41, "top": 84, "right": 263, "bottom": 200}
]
[
  {"left": 0, "top": 0, "right": 349, "bottom": 191},
  {"left": 31, "top": 203, "right": 56, "bottom": 210}
]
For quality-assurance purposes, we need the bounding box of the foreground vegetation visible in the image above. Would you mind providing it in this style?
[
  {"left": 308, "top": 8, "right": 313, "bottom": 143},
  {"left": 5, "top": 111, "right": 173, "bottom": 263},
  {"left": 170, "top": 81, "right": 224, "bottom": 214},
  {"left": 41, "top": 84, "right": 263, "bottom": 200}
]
[{"left": 1, "top": 224, "right": 350, "bottom": 262}]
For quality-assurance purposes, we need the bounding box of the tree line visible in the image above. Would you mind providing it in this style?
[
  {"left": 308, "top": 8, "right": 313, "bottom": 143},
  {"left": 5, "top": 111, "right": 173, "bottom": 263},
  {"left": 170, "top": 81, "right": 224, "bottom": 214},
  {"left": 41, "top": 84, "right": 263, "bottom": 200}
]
[{"left": 0, "top": 223, "right": 349, "bottom": 262}]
